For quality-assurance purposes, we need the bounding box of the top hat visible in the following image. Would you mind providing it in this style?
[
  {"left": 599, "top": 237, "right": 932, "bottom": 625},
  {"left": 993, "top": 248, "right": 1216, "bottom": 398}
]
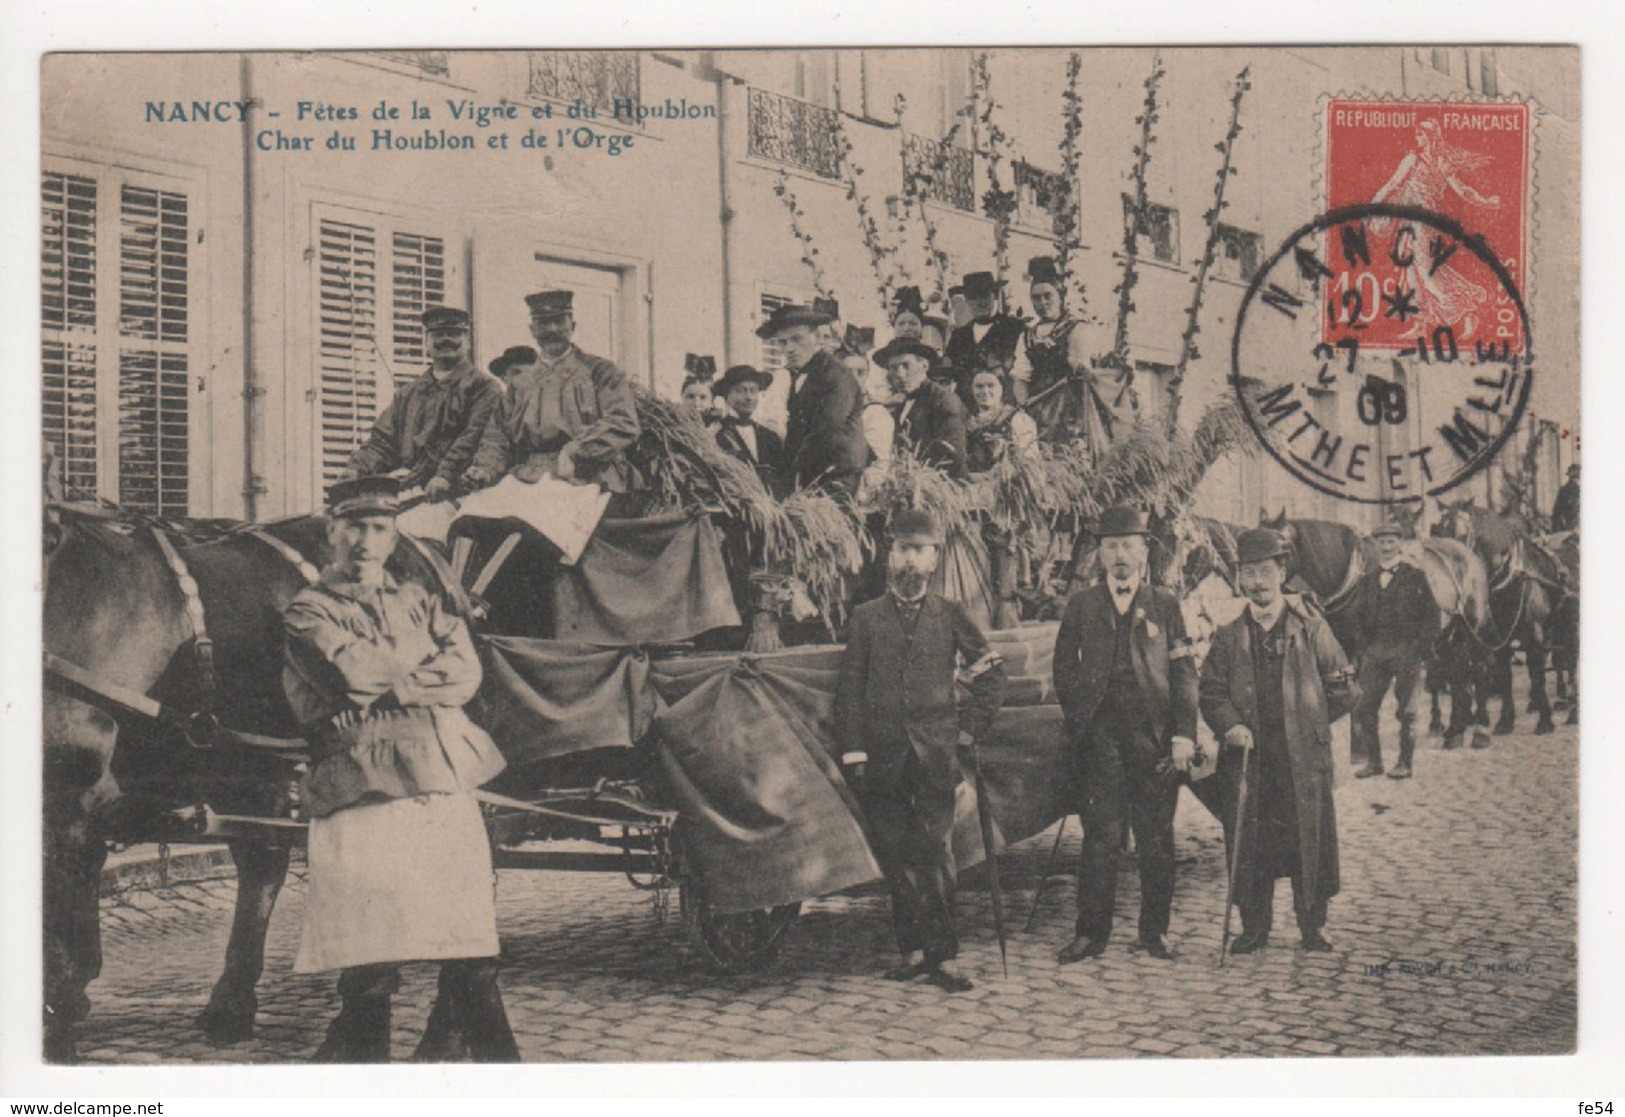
[
  {"left": 421, "top": 305, "right": 472, "bottom": 330},
  {"left": 1371, "top": 518, "right": 1407, "bottom": 539},
  {"left": 755, "top": 302, "right": 837, "bottom": 339},
  {"left": 890, "top": 508, "right": 943, "bottom": 546},
  {"left": 327, "top": 475, "right": 401, "bottom": 519},
  {"left": 525, "top": 290, "right": 575, "bottom": 318},
  {"left": 489, "top": 345, "right": 538, "bottom": 378},
  {"left": 1236, "top": 527, "right": 1292, "bottom": 565},
  {"left": 714, "top": 363, "right": 774, "bottom": 396},
  {"left": 961, "top": 271, "right": 1005, "bottom": 299},
  {"left": 1026, "top": 256, "right": 1063, "bottom": 287},
  {"left": 1095, "top": 505, "right": 1152, "bottom": 538},
  {"left": 872, "top": 338, "right": 939, "bottom": 368}
]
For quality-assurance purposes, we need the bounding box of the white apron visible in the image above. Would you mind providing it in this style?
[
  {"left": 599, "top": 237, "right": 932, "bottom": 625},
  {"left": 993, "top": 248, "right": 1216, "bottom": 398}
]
[{"left": 295, "top": 791, "right": 499, "bottom": 973}]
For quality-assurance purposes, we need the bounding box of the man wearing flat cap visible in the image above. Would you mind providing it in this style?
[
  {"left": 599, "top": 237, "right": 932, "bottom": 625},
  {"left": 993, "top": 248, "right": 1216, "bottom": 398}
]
[
  {"left": 760, "top": 302, "right": 871, "bottom": 498},
  {"left": 835, "top": 509, "right": 1006, "bottom": 993},
  {"left": 1350, "top": 517, "right": 1438, "bottom": 780},
  {"left": 1200, "top": 528, "right": 1359, "bottom": 956},
  {"left": 344, "top": 306, "right": 504, "bottom": 502},
  {"left": 283, "top": 475, "right": 517, "bottom": 1062},
  {"left": 466, "top": 290, "right": 641, "bottom": 495},
  {"left": 712, "top": 364, "right": 784, "bottom": 489},
  {"left": 876, "top": 337, "right": 969, "bottom": 480},
  {"left": 1053, "top": 505, "right": 1200, "bottom": 963},
  {"left": 943, "top": 271, "right": 1026, "bottom": 413}
]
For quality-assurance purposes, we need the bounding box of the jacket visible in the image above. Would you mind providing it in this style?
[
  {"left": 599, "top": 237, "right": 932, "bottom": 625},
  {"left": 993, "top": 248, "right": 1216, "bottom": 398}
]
[
  {"left": 713, "top": 415, "right": 785, "bottom": 490},
  {"left": 1053, "top": 581, "right": 1199, "bottom": 755},
  {"left": 895, "top": 381, "right": 970, "bottom": 479},
  {"left": 349, "top": 360, "right": 505, "bottom": 488},
  {"left": 1198, "top": 600, "right": 1360, "bottom": 906},
  {"left": 470, "top": 345, "right": 641, "bottom": 492},
  {"left": 783, "top": 348, "right": 872, "bottom": 493},
  {"left": 834, "top": 593, "right": 1007, "bottom": 790},
  {"left": 1354, "top": 561, "right": 1438, "bottom": 652},
  {"left": 945, "top": 315, "right": 1026, "bottom": 409},
  {"left": 282, "top": 571, "right": 506, "bottom": 818}
]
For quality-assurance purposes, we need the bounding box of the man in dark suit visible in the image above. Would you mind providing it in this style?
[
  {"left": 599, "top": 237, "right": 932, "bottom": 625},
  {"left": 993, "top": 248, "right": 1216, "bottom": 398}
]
[
  {"left": 1053, "top": 506, "right": 1201, "bottom": 963},
  {"left": 1551, "top": 464, "right": 1580, "bottom": 532},
  {"left": 1351, "top": 519, "right": 1439, "bottom": 780},
  {"left": 711, "top": 363, "right": 785, "bottom": 490},
  {"left": 835, "top": 510, "right": 1007, "bottom": 992},
  {"left": 944, "top": 271, "right": 1026, "bottom": 412},
  {"left": 761, "top": 303, "right": 871, "bottom": 498},
  {"left": 874, "top": 338, "right": 969, "bottom": 480}
]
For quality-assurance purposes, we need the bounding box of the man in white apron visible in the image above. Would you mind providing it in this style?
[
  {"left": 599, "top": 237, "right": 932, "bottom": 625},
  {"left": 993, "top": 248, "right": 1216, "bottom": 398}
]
[{"left": 283, "top": 475, "right": 516, "bottom": 1062}]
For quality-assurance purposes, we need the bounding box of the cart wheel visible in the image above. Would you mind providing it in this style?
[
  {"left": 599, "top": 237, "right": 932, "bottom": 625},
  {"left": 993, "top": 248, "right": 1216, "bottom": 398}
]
[{"left": 679, "top": 882, "right": 800, "bottom": 975}]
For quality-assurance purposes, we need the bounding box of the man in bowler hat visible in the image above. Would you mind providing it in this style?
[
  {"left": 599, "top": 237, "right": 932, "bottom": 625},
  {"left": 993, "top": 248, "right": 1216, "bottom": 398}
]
[
  {"left": 835, "top": 509, "right": 1006, "bottom": 992},
  {"left": 943, "top": 271, "right": 1026, "bottom": 411},
  {"left": 1053, "top": 505, "right": 1200, "bottom": 962},
  {"left": 760, "top": 302, "right": 871, "bottom": 497},
  {"left": 1350, "top": 518, "right": 1438, "bottom": 780},
  {"left": 711, "top": 363, "right": 785, "bottom": 489},
  {"left": 875, "top": 337, "right": 969, "bottom": 480},
  {"left": 1200, "top": 527, "right": 1359, "bottom": 955},
  {"left": 344, "top": 306, "right": 504, "bottom": 501}
]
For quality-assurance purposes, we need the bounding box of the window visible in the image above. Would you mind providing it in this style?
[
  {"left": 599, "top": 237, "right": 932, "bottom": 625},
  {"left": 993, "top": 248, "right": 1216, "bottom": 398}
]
[
  {"left": 903, "top": 131, "right": 975, "bottom": 212},
  {"left": 1123, "top": 195, "right": 1179, "bottom": 264},
  {"left": 313, "top": 210, "right": 449, "bottom": 486},
  {"left": 747, "top": 87, "right": 843, "bottom": 179},
  {"left": 1134, "top": 361, "right": 1173, "bottom": 421},
  {"left": 41, "top": 166, "right": 194, "bottom": 516},
  {"left": 1213, "top": 224, "right": 1263, "bottom": 283},
  {"left": 1012, "top": 160, "right": 1071, "bottom": 236},
  {"left": 528, "top": 51, "right": 640, "bottom": 117}
]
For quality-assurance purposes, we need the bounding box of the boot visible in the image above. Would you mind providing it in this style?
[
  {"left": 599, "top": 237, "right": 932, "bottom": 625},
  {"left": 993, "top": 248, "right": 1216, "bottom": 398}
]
[
  {"left": 411, "top": 965, "right": 469, "bottom": 1063},
  {"left": 311, "top": 965, "right": 397, "bottom": 1063},
  {"left": 453, "top": 958, "right": 520, "bottom": 1063}
]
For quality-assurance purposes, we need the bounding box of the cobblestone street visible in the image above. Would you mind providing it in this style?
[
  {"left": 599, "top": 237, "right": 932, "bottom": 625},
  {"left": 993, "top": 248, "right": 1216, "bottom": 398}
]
[{"left": 75, "top": 718, "right": 1577, "bottom": 1064}]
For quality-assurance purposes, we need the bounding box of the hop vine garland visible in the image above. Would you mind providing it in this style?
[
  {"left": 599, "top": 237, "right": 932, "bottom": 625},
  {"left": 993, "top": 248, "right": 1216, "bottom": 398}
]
[
  {"left": 896, "top": 95, "right": 974, "bottom": 309},
  {"left": 1111, "top": 52, "right": 1165, "bottom": 369},
  {"left": 1054, "top": 52, "right": 1090, "bottom": 320},
  {"left": 972, "top": 51, "right": 1018, "bottom": 289},
  {"left": 1166, "top": 65, "right": 1252, "bottom": 437},
  {"left": 771, "top": 170, "right": 835, "bottom": 301},
  {"left": 833, "top": 84, "right": 906, "bottom": 315}
]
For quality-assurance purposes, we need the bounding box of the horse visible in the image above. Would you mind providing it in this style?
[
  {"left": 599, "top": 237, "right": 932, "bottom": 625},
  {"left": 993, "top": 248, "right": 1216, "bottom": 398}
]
[
  {"left": 1431, "top": 498, "right": 1573, "bottom": 734},
  {"left": 1260, "top": 510, "right": 1493, "bottom": 751},
  {"left": 41, "top": 503, "right": 452, "bottom": 1062}
]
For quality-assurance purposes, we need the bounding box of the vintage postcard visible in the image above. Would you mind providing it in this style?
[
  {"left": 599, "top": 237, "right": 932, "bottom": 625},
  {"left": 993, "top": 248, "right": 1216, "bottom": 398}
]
[{"left": 27, "top": 43, "right": 1582, "bottom": 1080}]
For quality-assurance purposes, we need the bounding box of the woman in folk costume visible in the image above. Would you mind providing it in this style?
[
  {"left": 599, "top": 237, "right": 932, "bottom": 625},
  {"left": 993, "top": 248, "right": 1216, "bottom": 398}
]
[
  {"left": 966, "top": 368, "right": 1043, "bottom": 629},
  {"left": 283, "top": 476, "right": 517, "bottom": 1063},
  {"left": 890, "top": 285, "right": 951, "bottom": 359},
  {"left": 680, "top": 353, "right": 720, "bottom": 426},
  {"left": 1011, "top": 256, "right": 1136, "bottom": 453}
]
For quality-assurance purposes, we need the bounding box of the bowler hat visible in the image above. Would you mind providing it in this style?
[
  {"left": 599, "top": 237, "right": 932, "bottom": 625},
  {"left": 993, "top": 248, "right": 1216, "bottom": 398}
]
[
  {"left": 872, "top": 337, "right": 939, "bottom": 368},
  {"left": 714, "top": 363, "right": 774, "bottom": 395},
  {"left": 421, "top": 305, "right": 471, "bottom": 330},
  {"left": 1095, "top": 505, "right": 1151, "bottom": 538},
  {"left": 1236, "top": 527, "right": 1292, "bottom": 565},
  {"left": 890, "top": 508, "right": 943, "bottom": 546},
  {"left": 525, "top": 290, "right": 575, "bottom": 318},
  {"left": 1026, "top": 256, "right": 1063, "bottom": 286},
  {"left": 755, "top": 302, "right": 837, "bottom": 339},
  {"left": 961, "top": 271, "right": 1005, "bottom": 299},
  {"left": 489, "top": 345, "right": 537, "bottom": 378},
  {"left": 327, "top": 475, "right": 401, "bottom": 519}
]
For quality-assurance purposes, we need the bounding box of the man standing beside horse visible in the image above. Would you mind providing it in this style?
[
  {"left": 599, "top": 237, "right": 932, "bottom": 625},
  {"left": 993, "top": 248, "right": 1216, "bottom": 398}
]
[
  {"left": 1053, "top": 505, "right": 1201, "bottom": 963},
  {"left": 283, "top": 475, "right": 518, "bottom": 1063},
  {"left": 1200, "top": 528, "right": 1359, "bottom": 955},
  {"left": 1351, "top": 518, "right": 1439, "bottom": 781}
]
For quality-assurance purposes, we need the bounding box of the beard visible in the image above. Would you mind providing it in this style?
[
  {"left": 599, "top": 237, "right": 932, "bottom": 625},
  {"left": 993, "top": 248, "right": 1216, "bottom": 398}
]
[{"left": 887, "top": 565, "right": 930, "bottom": 601}]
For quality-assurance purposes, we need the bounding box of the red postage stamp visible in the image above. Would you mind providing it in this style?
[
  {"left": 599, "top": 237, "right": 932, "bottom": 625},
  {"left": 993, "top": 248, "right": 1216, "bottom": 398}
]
[{"left": 1323, "top": 98, "right": 1531, "bottom": 354}]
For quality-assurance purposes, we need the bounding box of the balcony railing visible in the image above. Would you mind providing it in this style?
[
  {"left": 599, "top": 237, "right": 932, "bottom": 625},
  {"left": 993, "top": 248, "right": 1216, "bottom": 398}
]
[
  {"left": 528, "top": 51, "right": 641, "bottom": 117},
  {"left": 747, "top": 88, "right": 842, "bottom": 180},
  {"left": 903, "top": 131, "right": 975, "bottom": 213}
]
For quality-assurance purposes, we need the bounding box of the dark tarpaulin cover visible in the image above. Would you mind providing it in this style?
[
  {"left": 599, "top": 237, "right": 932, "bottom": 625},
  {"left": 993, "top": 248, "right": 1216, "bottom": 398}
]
[{"left": 552, "top": 512, "right": 742, "bottom": 645}]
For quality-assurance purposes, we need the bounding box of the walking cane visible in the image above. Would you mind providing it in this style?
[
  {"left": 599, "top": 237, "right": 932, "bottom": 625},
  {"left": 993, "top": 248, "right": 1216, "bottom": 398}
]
[{"left": 1218, "top": 735, "right": 1254, "bottom": 968}]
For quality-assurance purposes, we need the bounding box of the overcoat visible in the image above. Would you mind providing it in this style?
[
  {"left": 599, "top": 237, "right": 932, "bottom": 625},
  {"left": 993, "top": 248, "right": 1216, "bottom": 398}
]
[
  {"left": 1052, "top": 581, "right": 1199, "bottom": 760},
  {"left": 1198, "top": 600, "right": 1359, "bottom": 909},
  {"left": 349, "top": 359, "right": 505, "bottom": 489},
  {"left": 834, "top": 593, "right": 1006, "bottom": 790}
]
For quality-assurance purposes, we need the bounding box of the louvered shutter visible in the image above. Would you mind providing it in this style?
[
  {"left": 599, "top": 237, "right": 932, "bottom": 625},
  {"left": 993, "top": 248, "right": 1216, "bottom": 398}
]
[
  {"left": 41, "top": 172, "right": 100, "bottom": 498},
  {"left": 389, "top": 231, "right": 447, "bottom": 393}
]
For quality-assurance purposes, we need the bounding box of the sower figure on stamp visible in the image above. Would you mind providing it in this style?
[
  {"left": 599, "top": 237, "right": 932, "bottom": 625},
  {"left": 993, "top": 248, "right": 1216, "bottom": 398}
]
[
  {"left": 342, "top": 306, "right": 505, "bottom": 501},
  {"left": 835, "top": 510, "right": 1007, "bottom": 993},
  {"left": 283, "top": 476, "right": 518, "bottom": 1063},
  {"left": 1200, "top": 528, "right": 1360, "bottom": 955},
  {"left": 1351, "top": 518, "right": 1439, "bottom": 780},
  {"left": 1053, "top": 506, "right": 1200, "bottom": 963}
]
